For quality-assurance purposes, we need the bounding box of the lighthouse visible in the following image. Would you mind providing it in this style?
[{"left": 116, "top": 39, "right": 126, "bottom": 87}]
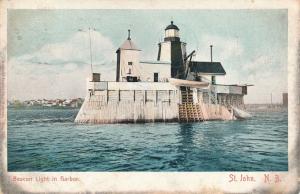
[
  {"left": 76, "top": 21, "right": 251, "bottom": 124},
  {"left": 157, "top": 21, "right": 187, "bottom": 78}
]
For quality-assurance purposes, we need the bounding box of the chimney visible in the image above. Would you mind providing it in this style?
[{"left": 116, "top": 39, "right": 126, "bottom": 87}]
[
  {"left": 210, "top": 45, "right": 213, "bottom": 62},
  {"left": 210, "top": 45, "right": 216, "bottom": 84}
]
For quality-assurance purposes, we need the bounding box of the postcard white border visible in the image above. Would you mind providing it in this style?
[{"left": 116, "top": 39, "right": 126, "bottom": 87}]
[{"left": 0, "top": 0, "right": 299, "bottom": 193}]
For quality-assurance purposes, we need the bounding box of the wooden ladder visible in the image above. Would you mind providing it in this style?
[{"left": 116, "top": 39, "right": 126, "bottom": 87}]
[
  {"left": 178, "top": 86, "right": 205, "bottom": 122},
  {"left": 196, "top": 103, "right": 205, "bottom": 121}
]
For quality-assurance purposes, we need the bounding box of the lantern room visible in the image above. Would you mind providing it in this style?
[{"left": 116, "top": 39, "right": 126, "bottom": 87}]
[{"left": 164, "top": 21, "right": 180, "bottom": 41}]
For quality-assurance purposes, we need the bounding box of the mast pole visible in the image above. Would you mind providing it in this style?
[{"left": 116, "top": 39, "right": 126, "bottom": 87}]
[
  {"left": 271, "top": 93, "right": 273, "bottom": 105},
  {"left": 88, "top": 27, "right": 93, "bottom": 77}
]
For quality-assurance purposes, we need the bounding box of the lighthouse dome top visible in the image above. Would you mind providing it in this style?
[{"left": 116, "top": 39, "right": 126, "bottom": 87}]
[
  {"left": 164, "top": 21, "right": 180, "bottom": 40},
  {"left": 165, "top": 21, "right": 179, "bottom": 31}
]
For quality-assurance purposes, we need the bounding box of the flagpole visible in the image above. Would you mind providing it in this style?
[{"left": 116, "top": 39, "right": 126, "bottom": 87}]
[{"left": 88, "top": 27, "right": 93, "bottom": 77}]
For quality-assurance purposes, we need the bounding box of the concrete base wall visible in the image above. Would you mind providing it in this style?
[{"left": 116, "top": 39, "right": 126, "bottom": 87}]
[
  {"left": 75, "top": 96, "right": 234, "bottom": 124},
  {"left": 75, "top": 95, "right": 178, "bottom": 124},
  {"left": 75, "top": 86, "right": 242, "bottom": 124}
]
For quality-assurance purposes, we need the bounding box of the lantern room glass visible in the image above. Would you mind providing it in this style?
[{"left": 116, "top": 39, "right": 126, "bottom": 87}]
[{"left": 165, "top": 29, "right": 179, "bottom": 38}]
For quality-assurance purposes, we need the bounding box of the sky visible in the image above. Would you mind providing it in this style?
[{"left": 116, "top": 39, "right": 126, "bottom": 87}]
[{"left": 7, "top": 9, "right": 287, "bottom": 103}]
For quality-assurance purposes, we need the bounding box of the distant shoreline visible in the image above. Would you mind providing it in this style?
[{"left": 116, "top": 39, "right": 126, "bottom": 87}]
[
  {"left": 244, "top": 104, "right": 287, "bottom": 112},
  {"left": 7, "top": 105, "right": 80, "bottom": 109},
  {"left": 8, "top": 98, "right": 84, "bottom": 108},
  {"left": 7, "top": 103, "right": 288, "bottom": 111}
]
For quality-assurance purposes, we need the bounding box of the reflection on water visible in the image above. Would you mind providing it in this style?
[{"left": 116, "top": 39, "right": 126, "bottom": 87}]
[
  {"left": 175, "top": 123, "right": 195, "bottom": 169},
  {"left": 8, "top": 107, "right": 288, "bottom": 171}
]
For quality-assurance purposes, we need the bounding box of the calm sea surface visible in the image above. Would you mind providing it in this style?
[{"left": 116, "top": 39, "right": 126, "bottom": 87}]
[{"left": 8, "top": 107, "right": 288, "bottom": 171}]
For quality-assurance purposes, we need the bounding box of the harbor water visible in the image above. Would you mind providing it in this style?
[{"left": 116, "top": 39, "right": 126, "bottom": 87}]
[{"left": 7, "top": 107, "right": 288, "bottom": 171}]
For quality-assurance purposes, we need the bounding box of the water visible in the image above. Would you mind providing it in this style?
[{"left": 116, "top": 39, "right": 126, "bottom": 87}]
[{"left": 7, "top": 107, "right": 288, "bottom": 171}]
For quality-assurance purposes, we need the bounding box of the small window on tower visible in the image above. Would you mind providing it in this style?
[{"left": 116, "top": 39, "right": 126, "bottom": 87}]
[
  {"left": 128, "top": 62, "right": 133, "bottom": 66},
  {"left": 154, "top": 73, "right": 159, "bottom": 82},
  {"left": 128, "top": 68, "right": 131, "bottom": 74}
]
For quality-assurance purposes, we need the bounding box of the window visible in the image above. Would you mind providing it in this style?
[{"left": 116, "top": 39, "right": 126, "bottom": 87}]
[
  {"left": 128, "top": 68, "right": 131, "bottom": 74},
  {"left": 154, "top": 73, "right": 159, "bottom": 82},
  {"left": 128, "top": 62, "right": 133, "bottom": 66}
]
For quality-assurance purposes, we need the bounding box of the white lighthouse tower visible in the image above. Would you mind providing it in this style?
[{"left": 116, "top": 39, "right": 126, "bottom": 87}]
[
  {"left": 116, "top": 30, "right": 141, "bottom": 82},
  {"left": 157, "top": 21, "right": 187, "bottom": 78}
]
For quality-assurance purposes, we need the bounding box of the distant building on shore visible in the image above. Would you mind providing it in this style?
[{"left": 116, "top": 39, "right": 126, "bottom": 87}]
[{"left": 8, "top": 98, "right": 84, "bottom": 108}]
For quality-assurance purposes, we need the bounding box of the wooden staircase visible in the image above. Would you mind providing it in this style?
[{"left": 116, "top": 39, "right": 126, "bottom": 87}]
[{"left": 178, "top": 87, "right": 205, "bottom": 122}]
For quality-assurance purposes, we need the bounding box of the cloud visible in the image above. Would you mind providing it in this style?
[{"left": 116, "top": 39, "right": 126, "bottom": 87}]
[
  {"left": 8, "top": 31, "right": 116, "bottom": 100},
  {"left": 241, "top": 55, "right": 287, "bottom": 104},
  {"left": 192, "top": 34, "right": 287, "bottom": 104},
  {"left": 218, "top": 54, "right": 287, "bottom": 104},
  {"left": 193, "top": 34, "right": 243, "bottom": 62}
]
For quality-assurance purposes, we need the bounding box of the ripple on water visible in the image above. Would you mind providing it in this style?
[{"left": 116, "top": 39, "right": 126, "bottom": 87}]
[{"left": 7, "top": 108, "right": 288, "bottom": 171}]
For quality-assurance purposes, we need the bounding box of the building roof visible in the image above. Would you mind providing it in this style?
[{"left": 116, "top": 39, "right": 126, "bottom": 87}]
[
  {"left": 118, "top": 39, "right": 140, "bottom": 51},
  {"left": 165, "top": 21, "right": 179, "bottom": 31},
  {"left": 190, "top": 61, "right": 226, "bottom": 75},
  {"left": 140, "top": 60, "right": 170, "bottom": 64}
]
